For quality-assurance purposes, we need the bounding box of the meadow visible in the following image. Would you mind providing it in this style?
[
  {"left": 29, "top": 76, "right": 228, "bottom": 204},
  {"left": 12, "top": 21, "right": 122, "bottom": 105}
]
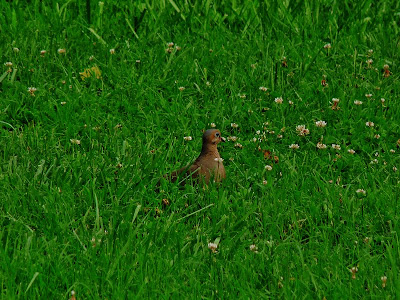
[{"left": 1, "top": 0, "right": 400, "bottom": 298}]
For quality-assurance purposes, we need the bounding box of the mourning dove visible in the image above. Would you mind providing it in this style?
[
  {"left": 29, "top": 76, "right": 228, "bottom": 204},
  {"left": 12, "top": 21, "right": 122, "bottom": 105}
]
[{"left": 167, "top": 129, "right": 226, "bottom": 185}]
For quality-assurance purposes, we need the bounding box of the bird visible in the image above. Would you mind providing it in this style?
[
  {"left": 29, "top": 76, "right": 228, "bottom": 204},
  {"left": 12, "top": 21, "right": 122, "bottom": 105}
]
[{"left": 166, "top": 129, "right": 226, "bottom": 185}]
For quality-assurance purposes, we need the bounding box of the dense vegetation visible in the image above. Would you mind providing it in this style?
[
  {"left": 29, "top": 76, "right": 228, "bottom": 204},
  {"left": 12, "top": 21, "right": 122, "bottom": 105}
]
[{"left": 1, "top": 0, "right": 400, "bottom": 298}]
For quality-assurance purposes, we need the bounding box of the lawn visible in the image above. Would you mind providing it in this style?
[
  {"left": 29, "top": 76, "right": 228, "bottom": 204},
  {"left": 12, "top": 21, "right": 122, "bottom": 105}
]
[{"left": 1, "top": 0, "right": 400, "bottom": 298}]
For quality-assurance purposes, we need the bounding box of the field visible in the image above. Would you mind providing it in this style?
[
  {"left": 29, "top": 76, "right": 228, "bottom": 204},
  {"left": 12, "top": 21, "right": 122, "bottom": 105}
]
[{"left": 1, "top": 0, "right": 400, "bottom": 298}]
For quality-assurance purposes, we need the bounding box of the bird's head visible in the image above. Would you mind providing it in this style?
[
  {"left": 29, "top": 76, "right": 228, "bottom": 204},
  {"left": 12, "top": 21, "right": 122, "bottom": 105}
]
[{"left": 202, "top": 129, "right": 226, "bottom": 145}]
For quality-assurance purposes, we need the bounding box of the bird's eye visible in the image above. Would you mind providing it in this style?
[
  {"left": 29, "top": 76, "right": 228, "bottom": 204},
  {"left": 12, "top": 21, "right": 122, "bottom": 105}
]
[{"left": 215, "top": 132, "right": 220, "bottom": 137}]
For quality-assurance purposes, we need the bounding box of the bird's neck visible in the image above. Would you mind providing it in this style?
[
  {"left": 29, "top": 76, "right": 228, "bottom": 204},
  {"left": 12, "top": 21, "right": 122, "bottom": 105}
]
[{"left": 201, "top": 144, "right": 220, "bottom": 157}]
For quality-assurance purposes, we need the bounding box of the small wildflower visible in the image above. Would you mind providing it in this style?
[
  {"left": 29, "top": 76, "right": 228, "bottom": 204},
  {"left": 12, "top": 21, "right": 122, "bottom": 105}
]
[
  {"left": 288, "top": 100, "right": 294, "bottom": 105},
  {"left": 259, "top": 86, "right": 268, "bottom": 92},
  {"left": 183, "top": 136, "right": 192, "bottom": 141},
  {"left": 89, "top": 55, "right": 95, "bottom": 61},
  {"left": 167, "top": 42, "right": 174, "bottom": 48},
  {"left": 249, "top": 244, "right": 258, "bottom": 252},
  {"left": 252, "top": 137, "right": 257, "bottom": 142},
  {"left": 206, "top": 81, "right": 211, "bottom": 86},
  {"left": 40, "top": 50, "right": 47, "bottom": 57},
  {"left": 70, "top": 139, "right": 81, "bottom": 145},
  {"left": 175, "top": 46, "right": 181, "bottom": 51},
  {"left": 374, "top": 134, "right": 381, "bottom": 139},
  {"left": 331, "top": 98, "right": 340, "bottom": 110},
  {"left": 58, "top": 48, "right": 66, "bottom": 54},
  {"left": 13, "top": 47, "right": 19, "bottom": 53},
  {"left": 4, "top": 62, "right": 13, "bottom": 67},
  {"left": 234, "top": 143, "right": 243, "bottom": 149},
  {"left": 289, "top": 144, "right": 300, "bottom": 150},
  {"left": 364, "top": 237, "right": 371, "bottom": 244},
  {"left": 390, "top": 149, "right": 395, "bottom": 153},
  {"left": 366, "top": 59, "right": 373, "bottom": 65},
  {"left": 296, "top": 125, "right": 310, "bottom": 136},
  {"left": 366, "top": 121, "right": 375, "bottom": 127},
  {"left": 208, "top": 242, "right": 218, "bottom": 253},
  {"left": 317, "top": 142, "right": 327, "bottom": 149},
  {"left": 178, "top": 86, "right": 185, "bottom": 91},
  {"left": 210, "top": 122, "right": 216, "bottom": 128},
  {"left": 350, "top": 267, "right": 358, "bottom": 280},
  {"left": 332, "top": 144, "right": 341, "bottom": 150},
  {"left": 274, "top": 97, "right": 283, "bottom": 104},
  {"left": 321, "top": 75, "right": 327, "bottom": 86},
  {"left": 324, "top": 43, "right": 331, "bottom": 49},
  {"left": 136, "top": 59, "right": 140, "bottom": 63},
  {"left": 231, "top": 123, "right": 239, "bottom": 129},
  {"left": 27, "top": 87, "right": 37, "bottom": 96},
  {"left": 262, "top": 179, "right": 268, "bottom": 185},
  {"left": 227, "top": 136, "right": 238, "bottom": 142},
  {"left": 381, "top": 276, "right": 387, "bottom": 288},
  {"left": 348, "top": 149, "right": 355, "bottom": 154},
  {"left": 354, "top": 100, "right": 363, "bottom": 105},
  {"left": 214, "top": 158, "right": 224, "bottom": 163},
  {"left": 265, "top": 165, "right": 273, "bottom": 171},
  {"left": 365, "top": 93, "right": 373, "bottom": 98},
  {"left": 368, "top": 49, "right": 373, "bottom": 55},
  {"left": 383, "top": 65, "right": 391, "bottom": 77},
  {"left": 256, "top": 130, "right": 261, "bottom": 135},
  {"left": 393, "top": 166, "right": 398, "bottom": 172},
  {"left": 315, "top": 120, "right": 327, "bottom": 128},
  {"left": 370, "top": 159, "right": 378, "bottom": 164},
  {"left": 70, "top": 290, "right": 76, "bottom": 300},
  {"left": 277, "top": 134, "right": 283, "bottom": 139},
  {"left": 60, "top": 101, "right": 66, "bottom": 105},
  {"left": 109, "top": 48, "right": 115, "bottom": 54},
  {"left": 281, "top": 56, "right": 288, "bottom": 67},
  {"left": 239, "top": 94, "right": 246, "bottom": 99},
  {"left": 162, "top": 198, "right": 170, "bottom": 206},
  {"left": 356, "top": 189, "right": 366, "bottom": 196}
]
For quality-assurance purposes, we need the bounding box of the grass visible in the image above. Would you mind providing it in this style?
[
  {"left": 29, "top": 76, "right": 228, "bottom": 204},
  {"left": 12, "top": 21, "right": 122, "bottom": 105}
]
[{"left": 1, "top": 0, "right": 400, "bottom": 298}]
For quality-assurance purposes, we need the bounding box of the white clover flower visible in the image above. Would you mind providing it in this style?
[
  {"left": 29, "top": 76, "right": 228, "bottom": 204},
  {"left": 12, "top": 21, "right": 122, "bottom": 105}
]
[
  {"left": 70, "top": 139, "right": 81, "bottom": 145},
  {"left": 332, "top": 144, "right": 341, "bottom": 150},
  {"left": 348, "top": 149, "right": 355, "bottom": 154},
  {"left": 274, "top": 97, "right": 283, "bottom": 104},
  {"left": 366, "top": 121, "right": 375, "bottom": 127},
  {"left": 356, "top": 189, "right": 366, "bottom": 195},
  {"left": 249, "top": 244, "right": 258, "bottom": 252},
  {"left": 316, "top": 142, "right": 327, "bottom": 149},
  {"left": 289, "top": 144, "right": 299, "bottom": 150},
  {"left": 208, "top": 242, "right": 218, "bottom": 253},
  {"left": 265, "top": 165, "right": 273, "bottom": 171},
  {"left": 354, "top": 100, "right": 363, "bottom": 105},
  {"left": 210, "top": 122, "right": 216, "bottom": 128},
  {"left": 231, "top": 123, "right": 239, "bottom": 128},
  {"left": 315, "top": 120, "right": 327, "bottom": 128},
  {"left": 58, "top": 48, "right": 66, "bottom": 54},
  {"left": 214, "top": 157, "right": 224, "bottom": 163},
  {"left": 109, "top": 48, "right": 115, "bottom": 54},
  {"left": 183, "top": 136, "right": 192, "bottom": 141}
]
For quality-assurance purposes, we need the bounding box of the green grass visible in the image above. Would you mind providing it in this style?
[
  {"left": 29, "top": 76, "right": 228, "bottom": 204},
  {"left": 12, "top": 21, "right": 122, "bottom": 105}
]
[{"left": 1, "top": 0, "right": 400, "bottom": 298}]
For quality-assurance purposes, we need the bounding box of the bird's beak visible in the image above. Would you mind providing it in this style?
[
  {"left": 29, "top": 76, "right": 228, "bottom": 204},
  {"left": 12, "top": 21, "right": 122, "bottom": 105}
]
[{"left": 220, "top": 136, "right": 226, "bottom": 142}]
